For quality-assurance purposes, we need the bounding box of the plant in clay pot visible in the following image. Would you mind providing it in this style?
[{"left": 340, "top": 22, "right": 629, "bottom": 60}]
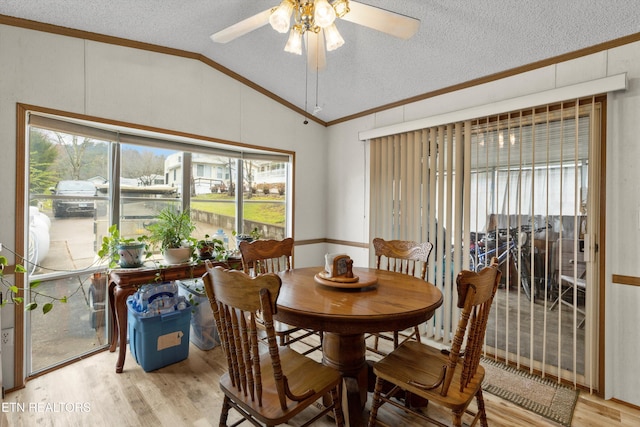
[
  {"left": 98, "top": 224, "right": 150, "bottom": 268},
  {"left": 147, "top": 207, "right": 196, "bottom": 264},
  {"left": 196, "top": 235, "right": 226, "bottom": 261},
  {"left": 232, "top": 227, "right": 261, "bottom": 246}
]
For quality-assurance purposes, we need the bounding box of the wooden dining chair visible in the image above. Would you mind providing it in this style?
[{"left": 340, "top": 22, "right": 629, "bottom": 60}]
[
  {"left": 239, "top": 238, "right": 323, "bottom": 355},
  {"left": 367, "top": 257, "right": 501, "bottom": 427},
  {"left": 202, "top": 262, "right": 344, "bottom": 427},
  {"left": 368, "top": 237, "right": 434, "bottom": 355}
]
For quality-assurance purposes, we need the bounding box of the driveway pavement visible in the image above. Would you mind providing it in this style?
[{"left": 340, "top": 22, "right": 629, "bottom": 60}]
[{"left": 29, "top": 213, "right": 105, "bottom": 373}]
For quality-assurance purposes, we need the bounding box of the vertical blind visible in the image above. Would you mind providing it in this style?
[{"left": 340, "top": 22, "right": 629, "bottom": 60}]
[
  {"left": 369, "top": 123, "right": 472, "bottom": 344},
  {"left": 369, "top": 97, "right": 601, "bottom": 390}
]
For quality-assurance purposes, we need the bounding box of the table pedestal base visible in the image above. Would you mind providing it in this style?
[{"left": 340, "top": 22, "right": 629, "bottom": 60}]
[{"left": 322, "top": 332, "right": 368, "bottom": 427}]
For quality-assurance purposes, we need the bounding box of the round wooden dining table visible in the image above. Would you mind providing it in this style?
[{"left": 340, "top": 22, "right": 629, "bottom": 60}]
[{"left": 276, "top": 266, "right": 443, "bottom": 427}]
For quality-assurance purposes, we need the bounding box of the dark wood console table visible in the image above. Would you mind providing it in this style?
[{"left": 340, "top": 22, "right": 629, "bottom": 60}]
[{"left": 108, "top": 259, "right": 238, "bottom": 373}]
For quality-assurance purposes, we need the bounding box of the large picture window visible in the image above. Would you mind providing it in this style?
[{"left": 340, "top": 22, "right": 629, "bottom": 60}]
[{"left": 24, "top": 111, "right": 292, "bottom": 375}]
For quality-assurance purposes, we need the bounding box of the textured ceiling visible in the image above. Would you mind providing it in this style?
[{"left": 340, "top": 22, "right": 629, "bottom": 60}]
[{"left": 1, "top": 1, "right": 639, "bottom": 123}]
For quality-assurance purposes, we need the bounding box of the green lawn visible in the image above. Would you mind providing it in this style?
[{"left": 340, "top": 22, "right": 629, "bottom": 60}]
[{"left": 191, "top": 194, "right": 285, "bottom": 226}]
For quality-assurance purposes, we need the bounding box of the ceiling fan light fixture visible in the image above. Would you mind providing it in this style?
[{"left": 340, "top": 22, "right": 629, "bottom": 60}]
[
  {"left": 269, "top": 0, "right": 294, "bottom": 33},
  {"left": 324, "top": 23, "right": 344, "bottom": 51},
  {"left": 314, "top": 0, "right": 336, "bottom": 28},
  {"left": 211, "top": 0, "right": 419, "bottom": 72},
  {"left": 332, "top": 0, "right": 350, "bottom": 18},
  {"left": 284, "top": 28, "right": 303, "bottom": 55}
]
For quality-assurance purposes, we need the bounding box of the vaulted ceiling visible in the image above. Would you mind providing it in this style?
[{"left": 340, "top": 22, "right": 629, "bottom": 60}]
[{"left": 1, "top": 1, "right": 639, "bottom": 124}]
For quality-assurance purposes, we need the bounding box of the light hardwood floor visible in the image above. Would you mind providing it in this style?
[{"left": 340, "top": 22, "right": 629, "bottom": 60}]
[{"left": 2, "top": 340, "right": 640, "bottom": 427}]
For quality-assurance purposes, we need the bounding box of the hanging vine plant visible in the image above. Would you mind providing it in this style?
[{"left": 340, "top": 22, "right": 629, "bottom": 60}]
[{"left": 0, "top": 256, "right": 65, "bottom": 314}]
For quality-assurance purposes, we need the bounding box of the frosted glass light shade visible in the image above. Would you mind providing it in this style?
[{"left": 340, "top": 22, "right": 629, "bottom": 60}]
[
  {"left": 324, "top": 23, "right": 344, "bottom": 51},
  {"left": 314, "top": 0, "right": 336, "bottom": 28},
  {"left": 269, "top": 0, "right": 293, "bottom": 33},
  {"left": 284, "top": 29, "right": 303, "bottom": 54}
]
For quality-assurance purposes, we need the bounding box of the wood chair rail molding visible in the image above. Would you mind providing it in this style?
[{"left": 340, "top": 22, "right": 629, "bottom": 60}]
[{"left": 612, "top": 274, "right": 640, "bottom": 287}]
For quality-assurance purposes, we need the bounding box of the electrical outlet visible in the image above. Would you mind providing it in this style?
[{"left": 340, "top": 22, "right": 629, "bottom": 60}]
[{"left": 2, "top": 328, "right": 14, "bottom": 346}]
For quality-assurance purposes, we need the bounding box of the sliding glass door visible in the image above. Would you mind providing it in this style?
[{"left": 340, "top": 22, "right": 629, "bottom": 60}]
[
  {"left": 27, "top": 126, "right": 110, "bottom": 373},
  {"left": 369, "top": 98, "right": 602, "bottom": 389}
]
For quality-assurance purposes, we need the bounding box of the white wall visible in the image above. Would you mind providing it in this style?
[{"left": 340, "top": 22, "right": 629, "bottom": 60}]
[
  {"left": 604, "top": 41, "right": 640, "bottom": 405},
  {"left": 327, "top": 43, "right": 640, "bottom": 404},
  {"left": 3, "top": 21, "right": 640, "bottom": 405},
  {"left": 0, "top": 24, "right": 328, "bottom": 388}
]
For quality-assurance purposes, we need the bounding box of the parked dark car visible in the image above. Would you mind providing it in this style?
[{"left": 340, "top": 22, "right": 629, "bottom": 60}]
[{"left": 51, "top": 180, "right": 97, "bottom": 218}]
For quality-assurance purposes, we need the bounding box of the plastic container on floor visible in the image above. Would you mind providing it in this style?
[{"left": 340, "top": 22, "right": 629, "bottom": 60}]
[
  {"left": 127, "top": 296, "right": 191, "bottom": 372},
  {"left": 177, "top": 278, "right": 220, "bottom": 350}
]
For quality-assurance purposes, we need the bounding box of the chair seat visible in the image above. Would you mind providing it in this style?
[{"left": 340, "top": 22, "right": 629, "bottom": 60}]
[
  {"left": 257, "top": 318, "right": 318, "bottom": 353},
  {"left": 253, "top": 312, "right": 300, "bottom": 335},
  {"left": 559, "top": 274, "right": 586, "bottom": 289},
  {"left": 369, "top": 260, "right": 499, "bottom": 427},
  {"left": 273, "top": 320, "right": 302, "bottom": 334},
  {"left": 367, "top": 327, "right": 421, "bottom": 356},
  {"left": 373, "top": 341, "right": 485, "bottom": 412},
  {"left": 219, "top": 347, "right": 342, "bottom": 425}
]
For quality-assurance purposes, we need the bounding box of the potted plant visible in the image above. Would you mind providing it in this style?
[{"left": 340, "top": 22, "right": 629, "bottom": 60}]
[
  {"left": 232, "top": 227, "right": 261, "bottom": 246},
  {"left": 147, "top": 207, "right": 196, "bottom": 264},
  {"left": 98, "top": 224, "right": 150, "bottom": 268},
  {"left": 196, "top": 234, "right": 226, "bottom": 261}
]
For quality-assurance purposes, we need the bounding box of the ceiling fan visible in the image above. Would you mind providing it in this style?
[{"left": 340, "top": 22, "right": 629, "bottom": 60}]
[{"left": 210, "top": 0, "right": 420, "bottom": 70}]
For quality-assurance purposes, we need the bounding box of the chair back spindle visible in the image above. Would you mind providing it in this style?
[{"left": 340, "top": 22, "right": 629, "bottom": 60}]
[
  {"left": 203, "top": 260, "right": 345, "bottom": 426},
  {"left": 239, "top": 237, "right": 293, "bottom": 275},
  {"left": 238, "top": 237, "right": 324, "bottom": 355},
  {"left": 368, "top": 257, "right": 501, "bottom": 427},
  {"left": 442, "top": 257, "right": 501, "bottom": 395},
  {"left": 373, "top": 237, "right": 433, "bottom": 279},
  {"left": 204, "top": 264, "right": 281, "bottom": 407},
  {"left": 368, "top": 237, "right": 434, "bottom": 355}
]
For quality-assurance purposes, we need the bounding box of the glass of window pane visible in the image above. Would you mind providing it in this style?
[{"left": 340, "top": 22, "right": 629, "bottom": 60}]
[
  {"left": 241, "top": 160, "right": 287, "bottom": 242},
  {"left": 189, "top": 154, "right": 236, "bottom": 252}
]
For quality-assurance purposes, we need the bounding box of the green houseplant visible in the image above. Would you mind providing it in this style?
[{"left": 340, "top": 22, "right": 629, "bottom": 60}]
[
  {"left": 0, "top": 256, "right": 70, "bottom": 314},
  {"left": 98, "top": 224, "right": 150, "bottom": 268},
  {"left": 232, "top": 227, "right": 261, "bottom": 246},
  {"left": 147, "top": 207, "right": 196, "bottom": 264},
  {"left": 196, "top": 234, "right": 226, "bottom": 261}
]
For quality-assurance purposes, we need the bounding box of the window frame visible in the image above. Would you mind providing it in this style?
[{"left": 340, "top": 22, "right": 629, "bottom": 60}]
[{"left": 15, "top": 104, "right": 295, "bottom": 386}]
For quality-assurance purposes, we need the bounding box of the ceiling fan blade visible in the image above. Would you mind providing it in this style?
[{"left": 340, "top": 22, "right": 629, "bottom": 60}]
[
  {"left": 305, "top": 32, "right": 326, "bottom": 71},
  {"left": 341, "top": 1, "right": 420, "bottom": 40},
  {"left": 210, "top": 8, "right": 273, "bottom": 43}
]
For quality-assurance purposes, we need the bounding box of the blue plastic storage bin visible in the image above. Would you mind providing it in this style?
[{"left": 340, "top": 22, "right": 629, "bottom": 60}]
[
  {"left": 127, "top": 297, "right": 191, "bottom": 372},
  {"left": 177, "top": 279, "right": 220, "bottom": 350}
]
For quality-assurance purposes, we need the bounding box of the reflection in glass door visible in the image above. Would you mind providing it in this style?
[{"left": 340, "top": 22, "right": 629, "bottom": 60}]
[
  {"left": 470, "top": 102, "right": 601, "bottom": 389},
  {"left": 369, "top": 99, "right": 602, "bottom": 390},
  {"left": 27, "top": 126, "right": 110, "bottom": 374}
]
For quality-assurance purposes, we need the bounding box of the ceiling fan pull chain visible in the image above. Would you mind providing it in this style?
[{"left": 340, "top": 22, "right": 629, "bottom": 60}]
[
  {"left": 314, "top": 45, "right": 321, "bottom": 115},
  {"left": 303, "top": 42, "right": 309, "bottom": 124}
]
